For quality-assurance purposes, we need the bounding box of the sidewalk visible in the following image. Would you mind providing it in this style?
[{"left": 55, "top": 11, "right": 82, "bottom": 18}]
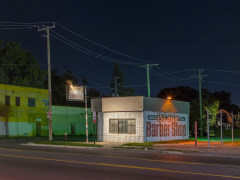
[
  {"left": 20, "top": 139, "right": 240, "bottom": 158},
  {"left": 94, "top": 141, "right": 240, "bottom": 158},
  {"left": 152, "top": 141, "right": 240, "bottom": 157}
]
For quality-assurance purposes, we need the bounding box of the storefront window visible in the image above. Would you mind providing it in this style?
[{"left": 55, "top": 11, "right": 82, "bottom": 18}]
[
  {"left": 109, "top": 119, "right": 118, "bottom": 133},
  {"left": 109, "top": 119, "right": 136, "bottom": 134}
]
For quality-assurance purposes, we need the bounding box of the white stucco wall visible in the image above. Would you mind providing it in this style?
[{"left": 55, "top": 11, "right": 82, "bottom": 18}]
[
  {"left": 97, "top": 111, "right": 189, "bottom": 143},
  {"left": 97, "top": 112, "right": 103, "bottom": 141},
  {"left": 98, "top": 112, "right": 144, "bottom": 143}
]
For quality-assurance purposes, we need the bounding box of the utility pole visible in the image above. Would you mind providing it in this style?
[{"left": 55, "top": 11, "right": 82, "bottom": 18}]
[
  {"left": 138, "top": 64, "right": 158, "bottom": 97},
  {"left": 112, "top": 76, "right": 120, "bottom": 97},
  {"left": 85, "top": 87, "right": 88, "bottom": 143},
  {"left": 38, "top": 23, "right": 55, "bottom": 141},
  {"left": 114, "top": 76, "right": 120, "bottom": 97},
  {"left": 191, "top": 69, "right": 208, "bottom": 137}
]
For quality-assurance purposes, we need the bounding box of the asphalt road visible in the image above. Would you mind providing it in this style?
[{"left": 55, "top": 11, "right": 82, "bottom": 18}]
[{"left": 0, "top": 140, "right": 240, "bottom": 180}]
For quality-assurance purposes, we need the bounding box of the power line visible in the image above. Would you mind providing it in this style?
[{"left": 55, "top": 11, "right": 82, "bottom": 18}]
[
  {"left": 55, "top": 23, "right": 149, "bottom": 64},
  {"left": 151, "top": 70, "right": 191, "bottom": 81},
  {"left": 0, "top": 27, "right": 36, "bottom": 31},
  {"left": 0, "top": 21, "right": 182, "bottom": 80},
  {"left": 205, "top": 69, "right": 240, "bottom": 74},
  {"left": 54, "top": 67, "right": 144, "bottom": 96},
  {"left": 56, "top": 23, "right": 182, "bottom": 79},
  {"left": 0, "top": 21, "right": 193, "bottom": 87},
  {"left": 0, "top": 24, "right": 38, "bottom": 27},
  {"left": 51, "top": 31, "right": 140, "bottom": 65},
  {"left": 0, "top": 22, "right": 53, "bottom": 25},
  {"left": 172, "top": 68, "right": 196, "bottom": 74},
  {"left": 155, "top": 66, "right": 182, "bottom": 80},
  {"left": 151, "top": 69, "right": 176, "bottom": 81},
  {"left": 50, "top": 32, "right": 140, "bottom": 65},
  {"left": 205, "top": 80, "right": 240, "bottom": 87}
]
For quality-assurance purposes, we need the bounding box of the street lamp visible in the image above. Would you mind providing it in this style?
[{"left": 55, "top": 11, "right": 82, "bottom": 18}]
[{"left": 167, "top": 96, "right": 172, "bottom": 100}]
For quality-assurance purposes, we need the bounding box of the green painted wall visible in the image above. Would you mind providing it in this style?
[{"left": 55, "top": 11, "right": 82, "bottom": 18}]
[
  {"left": 0, "top": 84, "right": 94, "bottom": 137},
  {"left": 52, "top": 106, "right": 93, "bottom": 136}
]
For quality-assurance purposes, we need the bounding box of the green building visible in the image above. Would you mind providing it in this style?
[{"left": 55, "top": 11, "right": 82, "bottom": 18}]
[{"left": 0, "top": 84, "right": 93, "bottom": 137}]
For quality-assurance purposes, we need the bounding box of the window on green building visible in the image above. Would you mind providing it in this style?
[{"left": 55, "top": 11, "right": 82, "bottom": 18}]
[
  {"left": 5, "top": 96, "right": 10, "bottom": 106},
  {"left": 16, "top": 97, "right": 20, "bottom": 106},
  {"left": 28, "top": 98, "right": 35, "bottom": 107}
]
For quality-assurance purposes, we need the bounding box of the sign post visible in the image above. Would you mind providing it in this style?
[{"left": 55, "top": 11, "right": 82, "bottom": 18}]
[
  {"left": 66, "top": 81, "right": 86, "bottom": 142},
  {"left": 84, "top": 87, "right": 88, "bottom": 143},
  {"left": 231, "top": 112, "right": 234, "bottom": 143},
  {"left": 220, "top": 110, "right": 223, "bottom": 145},
  {"left": 93, "top": 112, "right": 96, "bottom": 145},
  {"left": 207, "top": 109, "right": 210, "bottom": 147},
  {"left": 195, "top": 121, "right": 197, "bottom": 148}
]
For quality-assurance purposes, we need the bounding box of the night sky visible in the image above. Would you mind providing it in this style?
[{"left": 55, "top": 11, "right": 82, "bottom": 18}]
[{"left": 1, "top": 0, "right": 240, "bottom": 104}]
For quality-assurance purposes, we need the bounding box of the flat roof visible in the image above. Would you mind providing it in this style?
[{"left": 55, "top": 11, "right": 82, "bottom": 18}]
[{"left": 91, "top": 96, "right": 190, "bottom": 114}]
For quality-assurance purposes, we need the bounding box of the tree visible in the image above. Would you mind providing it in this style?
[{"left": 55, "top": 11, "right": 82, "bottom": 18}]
[
  {"left": 157, "top": 86, "right": 239, "bottom": 136},
  {"left": 213, "top": 91, "right": 231, "bottom": 111},
  {"left": 49, "top": 69, "right": 100, "bottom": 107},
  {"left": 157, "top": 86, "right": 198, "bottom": 102},
  {"left": 213, "top": 91, "right": 240, "bottom": 114},
  {"left": 203, "top": 100, "right": 219, "bottom": 133},
  {"left": 157, "top": 86, "right": 199, "bottom": 133},
  {"left": 81, "top": 75, "right": 88, "bottom": 86},
  {"left": 110, "top": 62, "right": 134, "bottom": 96},
  {"left": 0, "top": 41, "right": 46, "bottom": 88}
]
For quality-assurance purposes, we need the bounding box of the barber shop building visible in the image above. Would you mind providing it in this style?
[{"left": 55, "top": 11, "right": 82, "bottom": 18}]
[{"left": 91, "top": 96, "right": 190, "bottom": 143}]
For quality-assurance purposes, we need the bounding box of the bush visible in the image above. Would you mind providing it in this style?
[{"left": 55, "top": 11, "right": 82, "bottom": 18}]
[{"left": 213, "top": 127, "right": 240, "bottom": 137}]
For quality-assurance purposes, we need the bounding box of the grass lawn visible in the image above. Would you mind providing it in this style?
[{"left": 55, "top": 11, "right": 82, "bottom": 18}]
[
  {"left": 34, "top": 141, "right": 102, "bottom": 147},
  {"left": 189, "top": 137, "right": 240, "bottom": 142},
  {"left": 123, "top": 142, "right": 154, "bottom": 147}
]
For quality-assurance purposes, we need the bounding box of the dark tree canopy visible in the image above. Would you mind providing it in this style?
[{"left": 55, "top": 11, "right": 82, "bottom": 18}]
[
  {"left": 49, "top": 69, "right": 100, "bottom": 107},
  {"left": 213, "top": 91, "right": 231, "bottom": 111},
  {"left": 110, "top": 62, "right": 134, "bottom": 96},
  {"left": 0, "top": 41, "right": 46, "bottom": 88},
  {"left": 157, "top": 86, "right": 198, "bottom": 102},
  {"left": 157, "top": 86, "right": 240, "bottom": 135}
]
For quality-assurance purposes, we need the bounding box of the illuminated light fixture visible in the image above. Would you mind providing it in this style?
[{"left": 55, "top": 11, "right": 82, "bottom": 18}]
[
  {"left": 66, "top": 80, "right": 73, "bottom": 90},
  {"left": 167, "top": 96, "right": 172, "bottom": 100}
]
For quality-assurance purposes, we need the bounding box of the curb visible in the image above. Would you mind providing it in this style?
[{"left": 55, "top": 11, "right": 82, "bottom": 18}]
[{"left": 22, "top": 142, "right": 100, "bottom": 149}]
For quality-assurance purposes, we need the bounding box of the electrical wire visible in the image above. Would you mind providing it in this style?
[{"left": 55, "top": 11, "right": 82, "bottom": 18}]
[
  {"left": 55, "top": 22, "right": 149, "bottom": 64},
  {"left": 155, "top": 66, "right": 182, "bottom": 80},
  {"left": 205, "top": 69, "right": 240, "bottom": 74},
  {"left": 0, "top": 21, "right": 184, "bottom": 80},
  {"left": 0, "top": 24, "right": 38, "bottom": 27},
  {"left": 150, "top": 70, "right": 193, "bottom": 82},
  {"left": 54, "top": 67, "right": 144, "bottom": 96},
  {"left": 0, "top": 22, "right": 52, "bottom": 25},
  {"left": 118, "top": 84, "right": 147, "bottom": 87},
  {"left": 171, "top": 68, "right": 196, "bottom": 74},
  {"left": 51, "top": 33, "right": 140, "bottom": 65},
  {"left": 56, "top": 23, "right": 183, "bottom": 79},
  {"left": 151, "top": 69, "right": 174, "bottom": 80},
  {"left": 150, "top": 69, "right": 181, "bottom": 81},
  {"left": 0, "top": 27, "right": 36, "bottom": 31},
  {"left": 205, "top": 80, "right": 240, "bottom": 87},
  {"left": 51, "top": 31, "right": 140, "bottom": 65},
  {"left": 0, "top": 21, "right": 193, "bottom": 85}
]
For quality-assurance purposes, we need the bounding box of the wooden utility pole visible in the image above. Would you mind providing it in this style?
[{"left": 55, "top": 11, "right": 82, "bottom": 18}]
[{"left": 38, "top": 23, "right": 55, "bottom": 141}]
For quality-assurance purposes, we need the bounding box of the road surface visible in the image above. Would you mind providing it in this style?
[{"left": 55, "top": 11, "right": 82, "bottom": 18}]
[{"left": 0, "top": 140, "right": 239, "bottom": 180}]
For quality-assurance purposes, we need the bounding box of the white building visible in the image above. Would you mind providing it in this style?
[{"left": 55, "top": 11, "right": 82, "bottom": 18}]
[{"left": 91, "top": 96, "right": 190, "bottom": 143}]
